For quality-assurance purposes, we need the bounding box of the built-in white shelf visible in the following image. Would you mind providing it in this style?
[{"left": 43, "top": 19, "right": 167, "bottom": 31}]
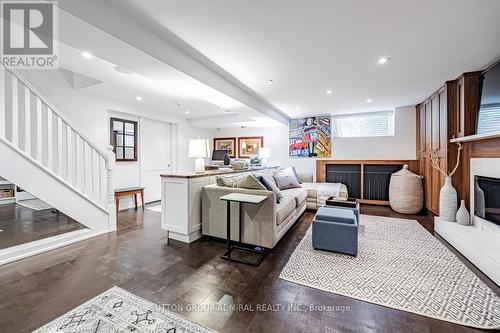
[
  {"left": 0, "top": 180, "right": 12, "bottom": 185},
  {"left": 450, "top": 130, "right": 500, "bottom": 143}
]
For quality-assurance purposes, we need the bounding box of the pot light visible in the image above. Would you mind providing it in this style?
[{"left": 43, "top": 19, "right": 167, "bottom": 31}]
[
  {"left": 81, "top": 51, "right": 93, "bottom": 59},
  {"left": 377, "top": 56, "right": 391, "bottom": 65},
  {"left": 263, "top": 79, "right": 274, "bottom": 85},
  {"left": 326, "top": 89, "right": 333, "bottom": 95},
  {"left": 136, "top": 96, "right": 143, "bottom": 101},
  {"left": 185, "top": 110, "right": 190, "bottom": 114},
  {"left": 113, "top": 65, "right": 134, "bottom": 75},
  {"left": 365, "top": 98, "right": 373, "bottom": 103}
]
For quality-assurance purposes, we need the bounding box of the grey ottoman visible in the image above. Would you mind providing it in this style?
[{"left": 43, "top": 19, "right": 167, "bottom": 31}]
[{"left": 312, "top": 207, "right": 358, "bottom": 256}]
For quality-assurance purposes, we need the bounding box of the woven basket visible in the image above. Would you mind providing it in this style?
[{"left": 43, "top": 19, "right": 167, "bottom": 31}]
[{"left": 389, "top": 164, "right": 424, "bottom": 214}]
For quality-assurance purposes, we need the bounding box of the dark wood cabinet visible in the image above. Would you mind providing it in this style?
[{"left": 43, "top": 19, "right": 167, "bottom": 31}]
[
  {"left": 417, "top": 72, "right": 482, "bottom": 215},
  {"left": 417, "top": 86, "right": 449, "bottom": 215}
]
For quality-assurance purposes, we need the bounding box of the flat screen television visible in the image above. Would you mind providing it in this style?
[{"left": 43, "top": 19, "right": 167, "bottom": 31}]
[{"left": 476, "top": 60, "right": 500, "bottom": 134}]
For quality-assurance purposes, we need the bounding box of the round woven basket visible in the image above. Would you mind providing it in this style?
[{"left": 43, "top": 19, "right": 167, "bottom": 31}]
[{"left": 389, "top": 164, "right": 424, "bottom": 214}]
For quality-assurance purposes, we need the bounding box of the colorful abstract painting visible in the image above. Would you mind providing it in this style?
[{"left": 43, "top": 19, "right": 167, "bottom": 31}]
[{"left": 289, "top": 116, "right": 332, "bottom": 157}]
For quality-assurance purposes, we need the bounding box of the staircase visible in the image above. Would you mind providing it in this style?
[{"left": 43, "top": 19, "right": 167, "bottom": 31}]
[{"left": 0, "top": 67, "right": 116, "bottom": 262}]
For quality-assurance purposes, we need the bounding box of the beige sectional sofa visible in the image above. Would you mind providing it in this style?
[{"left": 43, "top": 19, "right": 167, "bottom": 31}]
[{"left": 201, "top": 170, "right": 348, "bottom": 249}]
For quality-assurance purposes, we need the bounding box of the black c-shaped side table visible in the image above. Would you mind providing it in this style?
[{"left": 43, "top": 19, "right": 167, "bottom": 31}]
[{"left": 219, "top": 193, "right": 268, "bottom": 265}]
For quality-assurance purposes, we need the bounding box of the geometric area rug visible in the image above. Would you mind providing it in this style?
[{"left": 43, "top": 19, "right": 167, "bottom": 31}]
[
  {"left": 280, "top": 215, "right": 500, "bottom": 329},
  {"left": 33, "top": 286, "right": 217, "bottom": 333}
]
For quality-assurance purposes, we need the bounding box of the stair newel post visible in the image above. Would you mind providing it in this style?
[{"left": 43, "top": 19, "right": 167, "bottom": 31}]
[{"left": 106, "top": 145, "right": 117, "bottom": 231}]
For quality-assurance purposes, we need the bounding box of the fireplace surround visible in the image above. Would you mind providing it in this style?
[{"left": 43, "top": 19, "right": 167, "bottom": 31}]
[
  {"left": 474, "top": 175, "right": 500, "bottom": 226},
  {"left": 435, "top": 158, "right": 500, "bottom": 285}
]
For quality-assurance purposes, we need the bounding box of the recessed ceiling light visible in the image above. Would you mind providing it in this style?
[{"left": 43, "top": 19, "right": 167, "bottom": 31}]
[
  {"left": 263, "top": 79, "right": 274, "bottom": 85},
  {"left": 113, "top": 65, "right": 134, "bottom": 75},
  {"left": 365, "top": 98, "right": 373, "bottom": 103},
  {"left": 295, "top": 106, "right": 300, "bottom": 111},
  {"left": 185, "top": 110, "right": 190, "bottom": 114},
  {"left": 136, "top": 96, "right": 142, "bottom": 101},
  {"left": 81, "top": 51, "right": 93, "bottom": 59},
  {"left": 377, "top": 56, "right": 391, "bottom": 65},
  {"left": 326, "top": 89, "right": 333, "bottom": 95}
]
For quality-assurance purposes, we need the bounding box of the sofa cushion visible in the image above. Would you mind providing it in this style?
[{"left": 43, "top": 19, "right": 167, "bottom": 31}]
[
  {"left": 282, "top": 187, "right": 307, "bottom": 206},
  {"left": 301, "top": 183, "right": 318, "bottom": 198},
  {"left": 276, "top": 196, "right": 296, "bottom": 225}
]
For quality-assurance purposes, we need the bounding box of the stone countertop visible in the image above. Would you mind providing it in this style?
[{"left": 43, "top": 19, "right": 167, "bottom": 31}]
[{"left": 160, "top": 166, "right": 279, "bottom": 179}]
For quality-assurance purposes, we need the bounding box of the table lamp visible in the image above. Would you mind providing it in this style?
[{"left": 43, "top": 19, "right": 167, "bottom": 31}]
[
  {"left": 259, "top": 147, "right": 271, "bottom": 166},
  {"left": 189, "top": 139, "right": 210, "bottom": 172}
]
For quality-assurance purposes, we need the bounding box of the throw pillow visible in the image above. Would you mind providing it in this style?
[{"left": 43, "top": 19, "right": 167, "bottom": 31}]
[
  {"left": 257, "top": 176, "right": 282, "bottom": 203},
  {"left": 276, "top": 166, "right": 300, "bottom": 180},
  {"left": 216, "top": 173, "right": 248, "bottom": 187},
  {"left": 236, "top": 174, "right": 267, "bottom": 190},
  {"left": 273, "top": 175, "right": 302, "bottom": 190}
]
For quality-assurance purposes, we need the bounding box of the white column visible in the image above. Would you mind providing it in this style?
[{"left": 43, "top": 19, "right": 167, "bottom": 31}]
[{"left": 106, "top": 145, "right": 116, "bottom": 231}]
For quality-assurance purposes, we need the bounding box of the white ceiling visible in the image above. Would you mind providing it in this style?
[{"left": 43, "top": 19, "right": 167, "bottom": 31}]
[
  {"left": 108, "top": 0, "right": 500, "bottom": 118},
  {"left": 52, "top": 8, "right": 273, "bottom": 125}
]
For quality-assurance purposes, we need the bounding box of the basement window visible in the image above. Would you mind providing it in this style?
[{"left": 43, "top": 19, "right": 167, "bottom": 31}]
[
  {"left": 110, "top": 118, "right": 137, "bottom": 161},
  {"left": 332, "top": 110, "right": 395, "bottom": 138}
]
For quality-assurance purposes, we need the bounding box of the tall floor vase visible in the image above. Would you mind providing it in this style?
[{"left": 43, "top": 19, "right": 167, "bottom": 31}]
[{"left": 440, "top": 176, "right": 457, "bottom": 222}]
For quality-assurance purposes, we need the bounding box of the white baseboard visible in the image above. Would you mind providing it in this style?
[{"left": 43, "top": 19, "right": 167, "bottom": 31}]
[{"left": 0, "top": 228, "right": 111, "bottom": 266}]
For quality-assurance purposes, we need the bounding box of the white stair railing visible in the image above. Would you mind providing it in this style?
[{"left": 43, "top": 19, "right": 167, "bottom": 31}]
[{"left": 0, "top": 67, "right": 115, "bottom": 215}]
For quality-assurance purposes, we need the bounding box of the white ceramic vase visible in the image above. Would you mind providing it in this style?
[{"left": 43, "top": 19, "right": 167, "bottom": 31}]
[
  {"left": 456, "top": 200, "right": 470, "bottom": 225},
  {"left": 439, "top": 176, "right": 457, "bottom": 222}
]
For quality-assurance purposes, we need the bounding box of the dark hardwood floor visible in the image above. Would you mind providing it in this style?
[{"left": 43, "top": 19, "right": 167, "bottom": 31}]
[
  {"left": 0, "top": 205, "right": 498, "bottom": 333},
  {"left": 0, "top": 203, "right": 86, "bottom": 250}
]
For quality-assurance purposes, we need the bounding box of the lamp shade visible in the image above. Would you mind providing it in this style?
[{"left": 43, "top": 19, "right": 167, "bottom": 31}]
[
  {"left": 188, "top": 139, "right": 210, "bottom": 158},
  {"left": 259, "top": 147, "right": 272, "bottom": 158}
]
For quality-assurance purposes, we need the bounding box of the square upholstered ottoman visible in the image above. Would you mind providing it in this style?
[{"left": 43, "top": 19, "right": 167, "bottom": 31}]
[{"left": 312, "top": 206, "right": 358, "bottom": 256}]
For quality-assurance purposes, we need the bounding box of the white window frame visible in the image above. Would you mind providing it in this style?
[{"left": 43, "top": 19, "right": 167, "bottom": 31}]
[{"left": 332, "top": 110, "right": 395, "bottom": 138}]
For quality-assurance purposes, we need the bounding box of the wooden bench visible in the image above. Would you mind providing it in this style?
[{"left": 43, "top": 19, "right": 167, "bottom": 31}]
[{"left": 115, "top": 187, "right": 145, "bottom": 214}]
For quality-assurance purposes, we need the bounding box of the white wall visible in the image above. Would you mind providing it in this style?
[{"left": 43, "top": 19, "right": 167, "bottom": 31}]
[
  {"left": 214, "top": 106, "right": 417, "bottom": 179},
  {"left": 20, "top": 69, "right": 213, "bottom": 209}
]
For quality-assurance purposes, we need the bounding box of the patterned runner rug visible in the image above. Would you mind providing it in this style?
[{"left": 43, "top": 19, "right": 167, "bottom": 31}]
[
  {"left": 280, "top": 215, "right": 500, "bottom": 329},
  {"left": 34, "top": 286, "right": 216, "bottom": 332}
]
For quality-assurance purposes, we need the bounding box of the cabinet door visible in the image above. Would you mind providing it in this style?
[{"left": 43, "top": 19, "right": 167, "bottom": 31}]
[
  {"left": 457, "top": 77, "right": 465, "bottom": 137},
  {"left": 439, "top": 88, "right": 447, "bottom": 155},
  {"left": 424, "top": 101, "right": 432, "bottom": 152},
  {"left": 418, "top": 105, "right": 426, "bottom": 153},
  {"left": 431, "top": 94, "right": 441, "bottom": 151}
]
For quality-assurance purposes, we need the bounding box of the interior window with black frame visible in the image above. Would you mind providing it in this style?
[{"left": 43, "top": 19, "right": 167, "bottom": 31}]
[{"left": 110, "top": 117, "right": 137, "bottom": 161}]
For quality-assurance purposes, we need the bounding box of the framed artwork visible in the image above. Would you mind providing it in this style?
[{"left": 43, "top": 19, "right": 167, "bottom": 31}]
[
  {"left": 289, "top": 116, "right": 332, "bottom": 158},
  {"left": 213, "top": 137, "right": 236, "bottom": 158},
  {"left": 237, "top": 136, "right": 263, "bottom": 158}
]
